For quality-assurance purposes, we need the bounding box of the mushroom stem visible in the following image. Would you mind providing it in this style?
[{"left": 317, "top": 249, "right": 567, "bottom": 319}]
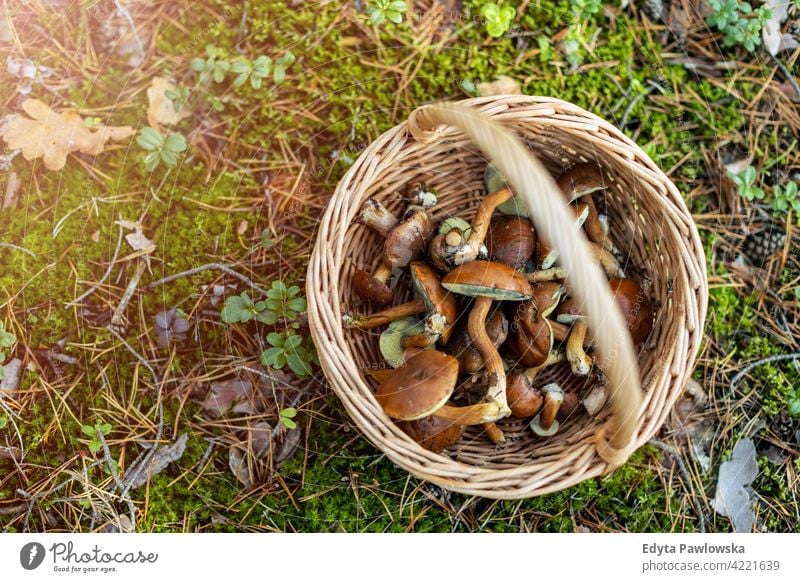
[
  {"left": 402, "top": 313, "right": 446, "bottom": 348},
  {"left": 454, "top": 188, "right": 513, "bottom": 264},
  {"left": 566, "top": 319, "right": 592, "bottom": 376},
  {"left": 580, "top": 195, "right": 615, "bottom": 254},
  {"left": 374, "top": 262, "right": 392, "bottom": 283},
  {"left": 358, "top": 199, "right": 398, "bottom": 236},
  {"left": 434, "top": 402, "right": 502, "bottom": 425},
  {"left": 468, "top": 296, "right": 511, "bottom": 420},
  {"left": 539, "top": 384, "right": 565, "bottom": 430},
  {"left": 590, "top": 243, "right": 623, "bottom": 278},
  {"left": 482, "top": 422, "right": 505, "bottom": 444},
  {"left": 582, "top": 384, "right": 607, "bottom": 416},
  {"left": 526, "top": 267, "right": 568, "bottom": 282},
  {"left": 523, "top": 351, "right": 566, "bottom": 384},
  {"left": 551, "top": 320, "right": 570, "bottom": 342},
  {"left": 344, "top": 298, "right": 426, "bottom": 329}
]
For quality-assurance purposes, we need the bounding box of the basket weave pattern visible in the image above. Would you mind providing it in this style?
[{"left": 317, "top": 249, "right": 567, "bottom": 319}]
[{"left": 307, "top": 96, "right": 707, "bottom": 499}]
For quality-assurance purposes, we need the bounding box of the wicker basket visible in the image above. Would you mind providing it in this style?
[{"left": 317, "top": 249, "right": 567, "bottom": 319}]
[{"left": 307, "top": 97, "right": 707, "bottom": 499}]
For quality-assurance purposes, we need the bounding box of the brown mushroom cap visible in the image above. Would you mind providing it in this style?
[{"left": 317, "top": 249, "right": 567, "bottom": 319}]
[
  {"left": 554, "top": 298, "right": 585, "bottom": 323},
  {"left": 384, "top": 207, "right": 433, "bottom": 269},
  {"left": 442, "top": 260, "right": 532, "bottom": 300},
  {"left": 410, "top": 261, "right": 458, "bottom": 344},
  {"left": 609, "top": 277, "right": 654, "bottom": 344},
  {"left": 352, "top": 267, "right": 392, "bottom": 306},
  {"left": 508, "top": 317, "right": 553, "bottom": 368},
  {"left": 506, "top": 372, "right": 544, "bottom": 418},
  {"left": 486, "top": 215, "right": 535, "bottom": 270},
  {"left": 375, "top": 350, "right": 458, "bottom": 421},
  {"left": 398, "top": 415, "right": 465, "bottom": 453},
  {"left": 557, "top": 163, "right": 607, "bottom": 201},
  {"left": 528, "top": 282, "right": 565, "bottom": 320}
]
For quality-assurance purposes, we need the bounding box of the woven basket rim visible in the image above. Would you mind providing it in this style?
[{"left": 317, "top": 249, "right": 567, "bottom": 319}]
[{"left": 307, "top": 95, "right": 708, "bottom": 499}]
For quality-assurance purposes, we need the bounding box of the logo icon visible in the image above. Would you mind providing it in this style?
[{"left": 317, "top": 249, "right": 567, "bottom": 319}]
[{"left": 20, "top": 542, "right": 46, "bottom": 570}]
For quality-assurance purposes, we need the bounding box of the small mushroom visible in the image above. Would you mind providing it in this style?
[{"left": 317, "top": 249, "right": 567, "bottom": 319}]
[
  {"left": 482, "top": 422, "right": 506, "bottom": 444},
  {"left": 358, "top": 198, "right": 399, "bottom": 235},
  {"left": 398, "top": 415, "right": 465, "bottom": 453},
  {"left": 453, "top": 188, "right": 513, "bottom": 264},
  {"left": 352, "top": 263, "right": 393, "bottom": 306},
  {"left": 535, "top": 203, "right": 589, "bottom": 269},
  {"left": 609, "top": 277, "right": 654, "bottom": 345},
  {"left": 445, "top": 308, "right": 508, "bottom": 375},
  {"left": 557, "top": 163, "right": 616, "bottom": 254},
  {"left": 405, "top": 182, "right": 438, "bottom": 209},
  {"left": 375, "top": 350, "right": 458, "bottom": 421},
  {"left": 428, "top": 217, "right": 473, "bottom": 272},
  {"left": 530, "top": 383, "right": 564, "bottom": 436},
  {"left": 344, "top": 297, "right": 426, "bottom": 329},
  {"left": 582, "top": 383, "right": 607, "bottom": 416},
  {"left": 379, "top": 317, "right": 428, "bottom": 368},
  {"left": 486, "top": 215, "right": 535, "bottom": 269},
  {"left": 556, "top": 389, "right": 580, "bottom": 421},
  {"left": 441, "top": 261, "right": 532, "bottom": 422},
  {"left": 505, "top": 371, "right": 543, "bottom": 418},
  {"left": 554, "top": 299, "right": 592, "bottom": 376},
  {"left": 507, "top": 316, "right": 553, "bottom": 368},
  {"left": 402, "top": 261, "right": 459, "bottom": 346},
  {"left": 357, "top": 198, "right": 433, "bottom": 271}
]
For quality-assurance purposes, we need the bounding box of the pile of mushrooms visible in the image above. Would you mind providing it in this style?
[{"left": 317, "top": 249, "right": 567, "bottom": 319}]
[{"left": 345, "top": 165, "right": 654, "bottom": 453}]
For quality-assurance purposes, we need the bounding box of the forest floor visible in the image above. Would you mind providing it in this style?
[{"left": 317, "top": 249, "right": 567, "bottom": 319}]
[{"left": 0, "top": 0, "right": 799, "bottom": 532}]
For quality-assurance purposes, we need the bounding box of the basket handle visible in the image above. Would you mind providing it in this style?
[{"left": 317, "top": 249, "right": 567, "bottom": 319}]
[{"left": 408, "top": 102, "right": 642, "bottom": 468}]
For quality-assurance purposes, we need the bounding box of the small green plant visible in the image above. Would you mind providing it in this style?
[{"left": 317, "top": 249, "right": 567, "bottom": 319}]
[
  {"left": 136, "top": 127, "right": 187, "bottom": 171},
  {"left": 260, "top": 330, "right": 316, "bottom": 377},
  {"left": 772, "top": 181, "right": 800, "bottom": 214},
  {"left": 279, "top": 407, "right": 298, "bottom": 429},
  {"left": 164, "top": 85, "right": 190, "bottom": 112},
  {"left": 192, "top": 46, "right": 295, "bottom": 87},
  {"left": 570, "top": 0, "right": 602, "bottom": 20},
  {"left": 220, "top": 282, "right": 306, "bottom": 326},
  {"left": 0, "top": 414, "right": 8, "bottom": 430},
  {"left": 366, "top": 0, "right": 407, "bottom": 26},
  {"left": 480, "top": 2, "right": 515, "bottom": 38},
  {"left": 537, "top": 36, "right": 553, "bottom": 63},
  {"left": 81, "top": 422, "right": 112, "bottom": 454},
  {"left": 0, "top": 321, "right": 15, "bottom": 381},
  {"left": 261, "top": 229, "right": 275, "bottom": 249},
  {"left": 787, "top": 388, "right": 800, "bottom": 417},
  {"left": 707, "top": 0, "right": 772, "bottom": 52},
  {"left": 729, "top": 165, "right": 765, "bottom": 201}
]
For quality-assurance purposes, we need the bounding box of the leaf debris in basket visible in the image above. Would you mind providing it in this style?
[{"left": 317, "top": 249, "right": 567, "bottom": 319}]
[{"left": 713, "top": 437, "right": 758, "bottom": 532}]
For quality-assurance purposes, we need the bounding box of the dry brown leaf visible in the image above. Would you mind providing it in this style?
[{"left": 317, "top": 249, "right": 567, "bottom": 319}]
[
  {"left": 1, "top": 99, "right": 134, "bottom": 171},
  {"left": 146, "top": 77, "right": 190, "bottom": 129},
  {"left": 476, "top": 75, "right": 521, "bottom": 97}
]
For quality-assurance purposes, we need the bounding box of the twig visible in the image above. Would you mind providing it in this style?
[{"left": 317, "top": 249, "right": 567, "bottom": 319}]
[
  {"left": 66, "top": 223, "right": 124, "bottom": 307},
  {"left": 147, "top": 262, "right": 269, "bottom": 296},
  {"left": 3, "top": 170, "right": 20, "bottom": 209},
  {"left": 118, "top": 402, "right": 165, "bottom": 500},
  {"left": 106, "top": 326, "right": 161, "bottom": 386},
  {"left": 0, "top": 242, "right": 35, "bottom": 257},
  {"left": 730, "top": 352, "right": 800, "bottom": 396},
  {"left": 110, "top": 259, "right": 147, "bottom": 330},
  {"left": 96, "top": 430, "right": 137, "bottom": 529},
  {"left": 112, "top": 0, "right": 145, "bottom": 63},
  {"left": 649, "top": 439, "right": 707, "bottom": 533},
  {"left": 769, "top": 52, "right": 800, "bottom": 102}
]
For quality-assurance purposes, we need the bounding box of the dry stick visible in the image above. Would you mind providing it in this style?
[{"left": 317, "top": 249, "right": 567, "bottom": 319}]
[
  {"left": 96, "top": 430, "right": 137, "bottom": 529},
  {"left": 649, "top": 439, "right": 707, "bottom": 533},
  {"left": 729, "top": 352, "right": 800, "bottom": 396},
  {"left": 66, "top": 223, "right": 124, "bottom": 307},
  {"left": 0, "top": 242, "right": 36, "bottom": 257},
  {"left": 147, "top": 263, "right": 269, "bottom": 296},
  {"left": 110, "top": 259, "right": 147, "bottom": 329},
  {"left": 769, "top": 53, "right": 800, "bottom": 102},
  {"left": 2, "top": 170, "right": 20, "bottom": 209}
]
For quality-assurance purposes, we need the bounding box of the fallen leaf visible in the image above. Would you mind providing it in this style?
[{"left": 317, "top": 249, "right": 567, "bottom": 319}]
[
  {"left": 246, "top": 421, "right": 273, "bottom": 459},
  {"left": 0, "top": 358, "right": 23, "bottom": 394},
  {"left": 1, "top": 99, "right": 134, "bottom": 171},
  {"left": 228, "top": 446, "right": 252, "bottom": 487},
  {"left": 274, "top": 428, "right": 301, "bottom": 464},
  {"left": 125, "top": 231, "right": 155, "bottom": 253},
  {"left": 121, "top": 433, "right": 189, "bottom": 490},
  {"left": 146, "top": 77, "right": 190, "bottom": 129},
  {"left": 713, "top": 438, "right": 758, "bottom": 532},
  {"left": 762, "top": 0, "right": 791, "bottom": 56},
  {"left": 203, "top": 378, "right": 254, "bottom": 417},
  {"left": 476, "top": 75, "right": 521, "bottom": 97}
]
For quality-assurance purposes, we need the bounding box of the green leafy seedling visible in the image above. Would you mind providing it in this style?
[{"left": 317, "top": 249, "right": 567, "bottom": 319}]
[
  {"left": 729, "top": 166, "right": 765, "bottom": 202},
  {"left": 0, "top": 321, "right": 15, "bottom": 381},
  {"left": 191, "top": 45, "right": 231, "bottom": 83},
  {"left": 260, "top": 331, "right": 315, "bottom": 377},
  {"left": 136, "top": 127, "right": 187, "bottom": 171},
  {"left": 366, "top": 0, "right": 407, "bottom": 26},
  {"left": 480, "top": 2, "right": 515, "bottom": 38},
  {"left": 279, "top": 407, "right": 298, "bottom": 430},
  {"left": 273, "top": 52, "right": 295, "bottom": 85},
  {"left": 772, "top": 181, "right": 800, "bottom": 215},
  {"left": 0, "top": 414, "right": 7, "bottom": 430},
  {"left": 707, "top": 0, "right": 771, "bottom": 52},
  {"left": 164, "top": 85, "right": 190, "bottom": 112},
  {"left": 787, "top": 388, "right": 800, "bottom": 417},
  {"left": 231, "top": 55, "right": 272, "bottom": 89},
  {"left": 221, "top": 292, "right": 272, "bottom": 324},
  {"left": 265, "top": 281, "right": 306, "bottom": 323},
  {"left": 81, "top": 422, "right": 112, "bottom": 454},
  {"left": 261, "top": 229, "right": 275, "bottom": 249}
]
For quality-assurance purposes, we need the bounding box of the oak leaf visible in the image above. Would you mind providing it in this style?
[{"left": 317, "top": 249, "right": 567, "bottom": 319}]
[{"left": 1, "top": 99, "right": 134, "bottom": 171}]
